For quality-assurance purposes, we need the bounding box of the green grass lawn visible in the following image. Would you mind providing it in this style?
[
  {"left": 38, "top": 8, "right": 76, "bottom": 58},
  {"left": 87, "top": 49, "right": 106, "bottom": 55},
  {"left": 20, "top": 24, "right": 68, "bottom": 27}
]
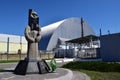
[
  {"left": 62, "top": 61, "right": 120, "bottom": 80},
  {"left": 79, "top": 69, "right": 120, "bottom": 80},
  {"left": 0, "top": 60, "right": 19, "bottom": 63}
]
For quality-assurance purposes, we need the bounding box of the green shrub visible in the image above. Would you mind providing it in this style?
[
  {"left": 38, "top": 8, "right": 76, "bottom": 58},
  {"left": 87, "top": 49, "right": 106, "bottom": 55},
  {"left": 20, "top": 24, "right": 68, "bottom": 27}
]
[{"left": 62, "top": 61, "right": 120, "bottom": 72}]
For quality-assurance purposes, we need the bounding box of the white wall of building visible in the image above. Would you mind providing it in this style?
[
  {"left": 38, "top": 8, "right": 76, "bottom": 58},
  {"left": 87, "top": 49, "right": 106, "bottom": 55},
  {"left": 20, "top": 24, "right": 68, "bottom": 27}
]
[{"left": 0, "top": 34, "right": 27, "bottom": 54}]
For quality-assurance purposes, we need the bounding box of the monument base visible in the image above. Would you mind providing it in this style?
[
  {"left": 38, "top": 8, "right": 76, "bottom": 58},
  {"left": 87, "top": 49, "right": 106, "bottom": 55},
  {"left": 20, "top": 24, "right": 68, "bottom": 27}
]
[{"left": 14, "top": 59, "right": 50, "bottom": 75}]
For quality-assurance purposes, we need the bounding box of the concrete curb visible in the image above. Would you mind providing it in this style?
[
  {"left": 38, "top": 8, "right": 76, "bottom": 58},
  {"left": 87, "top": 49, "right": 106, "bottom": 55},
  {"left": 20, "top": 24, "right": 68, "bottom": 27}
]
[
  {"left": 71, "top": 71, "right": 91, "bottom": 80},
  {"left": 45, "top": 68, "right": 73, "bottom": 80},
  {"left": 80, "top": 72, "right": 91, "bottom": 80}
]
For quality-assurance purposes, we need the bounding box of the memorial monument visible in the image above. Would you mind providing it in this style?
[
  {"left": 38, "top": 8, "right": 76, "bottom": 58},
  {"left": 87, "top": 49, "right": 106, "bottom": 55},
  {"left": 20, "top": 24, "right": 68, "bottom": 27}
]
[{"left": 14, "top": 9, "right": 50, "bottom": 75}]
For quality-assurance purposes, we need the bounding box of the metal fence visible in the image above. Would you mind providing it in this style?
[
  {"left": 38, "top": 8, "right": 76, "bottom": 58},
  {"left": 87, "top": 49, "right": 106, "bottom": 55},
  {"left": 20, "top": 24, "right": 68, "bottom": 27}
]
[{"left": 0, "top": 53, "right": 54, "bottom": 60}]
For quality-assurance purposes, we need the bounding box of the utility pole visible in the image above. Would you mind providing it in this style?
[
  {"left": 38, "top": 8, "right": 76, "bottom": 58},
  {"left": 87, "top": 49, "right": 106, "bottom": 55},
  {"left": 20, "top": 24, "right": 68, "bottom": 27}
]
[
  {"left": 7, "top": 37, "right": 9, "bottom": 60},
  {"left": 20, "top": 36, "right": 22, "bottom": 60}
]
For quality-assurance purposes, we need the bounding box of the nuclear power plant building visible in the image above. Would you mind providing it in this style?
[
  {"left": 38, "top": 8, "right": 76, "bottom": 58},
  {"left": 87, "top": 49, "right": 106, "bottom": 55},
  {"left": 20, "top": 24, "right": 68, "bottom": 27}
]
[{"left": 39, "top": 17, "right": 95, "bottom": 51}]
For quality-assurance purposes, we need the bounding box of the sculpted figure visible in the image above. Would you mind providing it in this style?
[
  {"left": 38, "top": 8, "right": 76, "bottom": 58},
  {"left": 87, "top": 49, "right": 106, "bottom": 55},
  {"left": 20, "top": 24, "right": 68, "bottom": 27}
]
[
  {"left": 14, "top": 9, "right": 50, "bottom": 75},
  {"left": 25, "top": 9, "right": 41, "bottom": 61}
]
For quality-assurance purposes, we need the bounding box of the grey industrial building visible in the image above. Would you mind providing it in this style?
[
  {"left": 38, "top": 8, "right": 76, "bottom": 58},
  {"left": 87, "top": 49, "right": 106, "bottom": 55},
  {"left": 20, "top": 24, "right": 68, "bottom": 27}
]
[{"left": 100, "top": 33, "right": 120, "bottom": 62}]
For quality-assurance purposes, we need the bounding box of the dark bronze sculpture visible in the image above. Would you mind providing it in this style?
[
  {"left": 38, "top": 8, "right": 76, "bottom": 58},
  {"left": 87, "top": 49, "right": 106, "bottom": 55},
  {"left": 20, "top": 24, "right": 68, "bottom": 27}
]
[{"left": 14, "top": 9, "right": 50, "bottom": 75}]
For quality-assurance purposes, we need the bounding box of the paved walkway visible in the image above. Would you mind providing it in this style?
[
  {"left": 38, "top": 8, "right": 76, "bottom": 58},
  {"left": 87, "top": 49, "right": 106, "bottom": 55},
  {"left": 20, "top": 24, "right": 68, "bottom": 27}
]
[
  {"left": 0, "top": 59, "right": 91, "bottom": 80},
  {"left": 0, "top": 68, "right": 90, "bottom": 80},
  {"left": 0, "top": 68, "right": 70, "bottom": 80},
  {"left": 0, "top": 58, "right": 74, "bottom": 69}
]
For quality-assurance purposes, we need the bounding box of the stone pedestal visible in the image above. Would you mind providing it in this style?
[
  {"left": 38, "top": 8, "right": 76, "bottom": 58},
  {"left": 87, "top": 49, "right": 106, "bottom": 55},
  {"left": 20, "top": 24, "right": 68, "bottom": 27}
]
[{"left": 14, "top": 59, "right": 50, "bottom": 75}]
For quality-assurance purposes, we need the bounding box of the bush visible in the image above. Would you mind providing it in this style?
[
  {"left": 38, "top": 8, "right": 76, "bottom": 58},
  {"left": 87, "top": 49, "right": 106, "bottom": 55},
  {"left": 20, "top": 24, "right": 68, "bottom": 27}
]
[{"left": 62, "top": 61, "right": 120, "bottom": 72}]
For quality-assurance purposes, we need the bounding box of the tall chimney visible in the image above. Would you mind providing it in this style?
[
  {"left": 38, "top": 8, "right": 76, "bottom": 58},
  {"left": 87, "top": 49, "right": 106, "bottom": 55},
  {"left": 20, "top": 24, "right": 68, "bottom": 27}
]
[
  {"left": 108, "top": 30, "right": 110, "bottom": 35},
  {"left": 99, "top": 28, "right": 102, "bottom": 36},
  {"left": 81, "top": 18, "right": 84, "bottom": 37}
]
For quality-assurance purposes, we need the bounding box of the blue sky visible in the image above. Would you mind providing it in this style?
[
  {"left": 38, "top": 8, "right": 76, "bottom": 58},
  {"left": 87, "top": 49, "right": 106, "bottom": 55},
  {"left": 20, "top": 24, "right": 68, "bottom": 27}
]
[{"left": 0, "top": 0, "right": 120, "bottom": 36}]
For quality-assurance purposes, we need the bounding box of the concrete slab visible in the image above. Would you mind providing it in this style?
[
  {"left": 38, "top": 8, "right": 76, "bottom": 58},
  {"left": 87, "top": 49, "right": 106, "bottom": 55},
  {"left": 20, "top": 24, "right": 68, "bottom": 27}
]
[{"left": 0, "top": 68, "right": 73, "bottom": 80}]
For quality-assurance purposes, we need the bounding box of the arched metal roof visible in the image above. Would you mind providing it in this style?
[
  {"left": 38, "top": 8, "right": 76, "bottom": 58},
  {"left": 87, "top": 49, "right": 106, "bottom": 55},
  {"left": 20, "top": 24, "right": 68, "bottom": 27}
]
[{"left": 39, "top": 17, "right": 95, "bottom": 50}]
